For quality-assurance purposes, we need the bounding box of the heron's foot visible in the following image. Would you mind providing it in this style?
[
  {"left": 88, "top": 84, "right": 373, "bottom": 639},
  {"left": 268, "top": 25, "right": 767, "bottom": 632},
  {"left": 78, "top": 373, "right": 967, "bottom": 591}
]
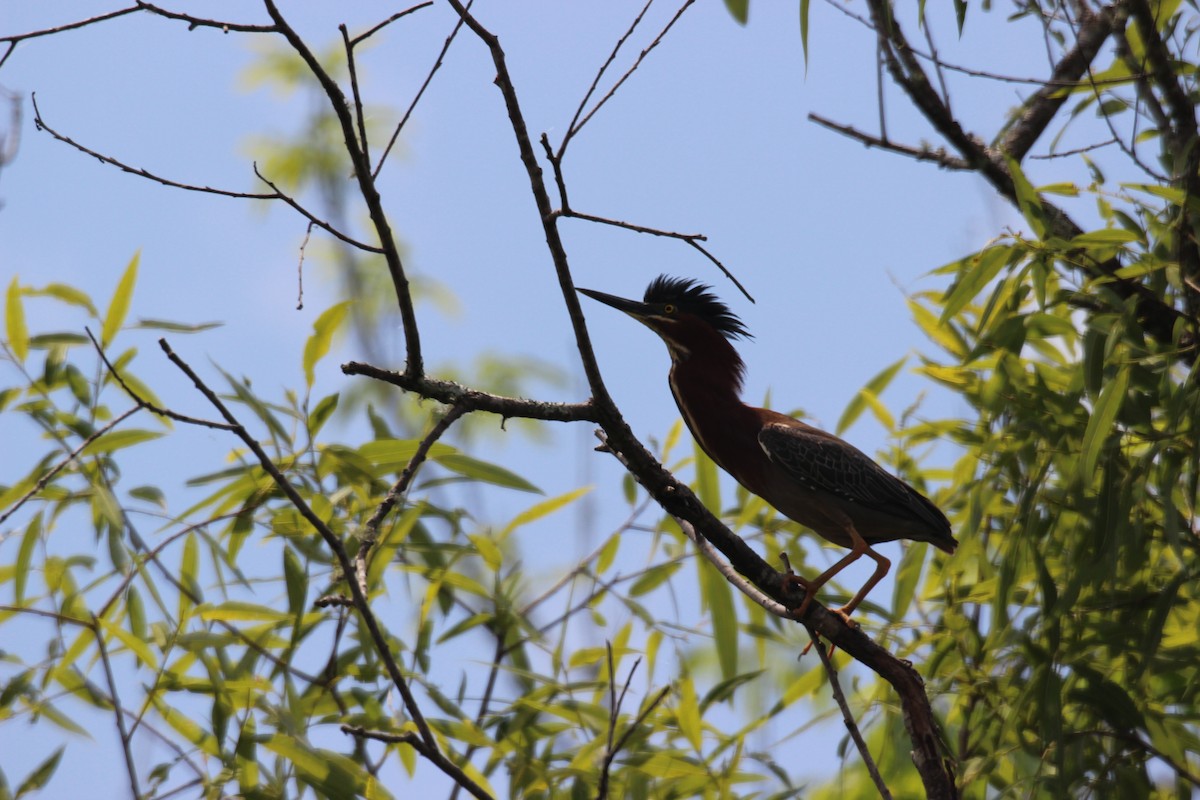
[
  {"left": 781, "top": 572, "right": 815, "bottom": 618},
  {"left": 799, "top": 606, "right": 860, "bottom": 659}
]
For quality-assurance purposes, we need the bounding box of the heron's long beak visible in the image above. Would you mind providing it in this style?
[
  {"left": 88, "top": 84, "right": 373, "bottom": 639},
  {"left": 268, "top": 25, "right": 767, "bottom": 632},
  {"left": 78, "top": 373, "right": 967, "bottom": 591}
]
[{"left": 577, "top": 287, "right": 651, "bottom": 317}]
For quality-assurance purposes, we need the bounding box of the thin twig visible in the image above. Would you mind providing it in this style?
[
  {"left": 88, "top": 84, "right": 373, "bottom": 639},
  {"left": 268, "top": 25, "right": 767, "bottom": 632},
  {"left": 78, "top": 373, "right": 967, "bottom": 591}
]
[
  {"left": 557, "top": 0, "right": 656, "bottom": 161},
  {"left": 262, "top": 0, "right": 423, "bottom": 377},
  {"left": 296, "top": 221, "right": 314, "bottom": 310},
  {"left": 0, "top": 405, "right": 140, "bottom": 527},
  {"left": 252, "top": 164, "right": 385, "bottom": 252},
  {"left": 93, "top": 615, "right": 144, "bottom": 800},
  {"left": 340, "top": 24, "right": 370, "bottom": 159},
  {"left": 598, "top": 677, "right": 670, "bottom": 800},
  {"left": 133, "top": 2, "right": 276, "bottom": 33},
  {"left": 350, "top": 2, "right": 432, "bottom": 47},
  {"left": 30, "top": 96, "right": 379, "bottom": 252},
  {"left": 356, "top": 402, "right": 468, "bottom": 593},
  {"left": 0, "top": 6, "right": 140, "bottom": 46},
  {"left": 808, "top": 113, "right": 969, "bottom": 169},
  {"left": 341, "top": 728, "right": 494, "bottom": 800},
  {"left": 373, "top": 1, "right": 471, "bottom": 179},
  {"left": 570, "top": 1, "right": 697, "bottom": 142},
  {"left": 811, "top": 629, "right": 893, "bottom": 800},
  {"left": 343, "top": 361, "right": 599, "bottom": 422}
]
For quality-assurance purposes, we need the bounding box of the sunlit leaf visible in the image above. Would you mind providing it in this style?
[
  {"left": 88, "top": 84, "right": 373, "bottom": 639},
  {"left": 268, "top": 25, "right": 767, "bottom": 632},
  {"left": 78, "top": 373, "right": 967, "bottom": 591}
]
[
  {"left": 435, "top": 453, "right": 541, "bottom": 493},
  {"left": 5, "top": 278, "right": 28, "bottom": 363},
  {"left": 101, "top": 252, "right": 140, "bottom": 347}
]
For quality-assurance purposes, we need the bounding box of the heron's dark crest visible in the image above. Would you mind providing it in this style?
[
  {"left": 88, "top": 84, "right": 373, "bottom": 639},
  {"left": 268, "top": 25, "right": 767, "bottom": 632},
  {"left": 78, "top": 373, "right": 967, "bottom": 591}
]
[{"left": 644, "top": 275, "right": 751, "bottom": 342}]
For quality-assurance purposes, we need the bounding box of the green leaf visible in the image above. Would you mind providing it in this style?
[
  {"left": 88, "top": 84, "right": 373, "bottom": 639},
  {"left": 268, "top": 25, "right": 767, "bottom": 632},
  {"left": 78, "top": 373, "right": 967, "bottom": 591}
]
[
  {"left": 1007, "top": 158, "right": 1047, "bottom": 238},
  {"left": 15, "top": 747, "right": 63, "bottom": 798},
  {"left": 468, "top": 533, "right": 503, "bottom": 571},
  {"left": 1070, "top": 228, "right": 1140, "bottom": 247},
  {"left": 15, "top": 513, "right": 40, "bottom": 605},
  {"left": 303, "top": 300, "right": 351, "bottom": 388},
  {"left": 283, "top": 547, "right": 306, "bottom": 617},
  {"left": 701, "top": 557, "right": 738, "bottom": 681},
  {"left": 199, "top": 601, "right": 289, "bottom": 623},
  {"left": 799, "top": 0, "right": 810, "bottom": 68},
  {"left": 359, "top": 438, "right": 454, "bottom": 474},
  {"left": 940, "top": 246, "right": 1012, "bottom": 323},
  {"left": 723, "top": 0, "right": 748, "bottom": 24},
  {"left": 630, "top": 562, "right": 682, "bottom": 596},
  {"left": 693, "top": 442, "right": 720, "bottom": 509},
  {"left": 308, "top": 392, "right": 339, "bottom": 437},
  {"left": 133, "top": 318, "right": 222, "bottom": 333},
  {"left": 128, "top": 485, "right": 167, "bottom": 509},
  {"left": 5, "top": 278, "right": 28, "bottom": 363},
  {"left": 677, "top": 673, "right": 703, "bottom": 750},
  {"left": 101, "top": 251, "right": 140, "bottom": 347},
  {"left": 29, "top": 283, "right": 97, "bottom": 315},
  {"left": 81, "top": 429, "right": 163, "bottom": 456},
  {"left": 837, "top": 357, "right": 906, "bottom": 434},
  {"left": 435, "top": 453, "right": 541, "bottom": 493},
  {"left": 892, "top": 541, "right": 927, "bottom": 618},
  {"left": 497, "top": 486, "right": 591, "bottom": 540},
  {"left": 180, "top": 532, "right": 201, "bottom": 617},
  {"left": 1078, "top": 366, "right": 1129, "bottom": 484},
  {"left": 96, "top": 613, "right": 158, "bottom": 668}
]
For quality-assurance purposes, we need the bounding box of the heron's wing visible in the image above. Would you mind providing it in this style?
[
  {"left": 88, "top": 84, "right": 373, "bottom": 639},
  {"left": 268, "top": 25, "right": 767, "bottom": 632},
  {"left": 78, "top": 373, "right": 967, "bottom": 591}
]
[{"left": 758, "top": 422, "right": 949, "bottom": 534}]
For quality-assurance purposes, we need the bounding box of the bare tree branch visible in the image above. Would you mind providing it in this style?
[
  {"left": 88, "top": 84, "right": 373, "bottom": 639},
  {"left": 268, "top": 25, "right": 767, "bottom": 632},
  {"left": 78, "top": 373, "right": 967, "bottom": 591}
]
[
  {"left": 812, "top": 631, "right": 893, "bottom": 800},
  {"left": 373, "top": 2, "right": 470, "bottom": 179},
  {"left": 92, "top": 614, "right": 143, "bottom": 800},
  {"left": 261, "top": 0, "right": 424, "bottom": 377},
  {"left": 341, "top": 727, "right": 494, "bottom": 800},
  {"left": 809, "top": 113, "right": 970, "bottom": 169},
  {"left": 998, "top": 4, "right": 1123, "bottom": 161}
]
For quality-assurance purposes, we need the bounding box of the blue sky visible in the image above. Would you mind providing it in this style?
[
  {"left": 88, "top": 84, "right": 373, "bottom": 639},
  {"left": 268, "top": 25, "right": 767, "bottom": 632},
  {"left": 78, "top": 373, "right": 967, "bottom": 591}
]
[{"left": 1, "top": 1, "right": 1100, "bottom": 795}]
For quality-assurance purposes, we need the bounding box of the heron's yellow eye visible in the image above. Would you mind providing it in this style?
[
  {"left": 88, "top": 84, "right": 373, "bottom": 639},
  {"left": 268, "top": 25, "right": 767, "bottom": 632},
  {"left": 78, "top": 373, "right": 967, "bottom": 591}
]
[{"left": 664, "top": 303, "right": 676, "bottom": 314}]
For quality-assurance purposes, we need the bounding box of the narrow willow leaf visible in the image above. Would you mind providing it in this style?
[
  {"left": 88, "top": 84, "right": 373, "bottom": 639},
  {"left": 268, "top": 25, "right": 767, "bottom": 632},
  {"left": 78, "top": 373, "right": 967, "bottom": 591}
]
[
  {"left": 693, "top": 442, "right": 720, "bottom": 509},
  {"left": 677, "top": 674, "right": 703, "bottom": 750},
  {"left": 359, "top": 438, "right": 454, "bottom": 474},
  {"left": 940, "top": 246, "right": 1011, "bottom": 323},
  {"left": 15, "top": 513, "right": 41, "bottom": 605},
  {"left": 468, "top": 533, "right": 502, "bottom": 571},
  {"left": 1079, "top": 366, "right": 1129, "bottom": 482},
  {"left": 30, "top": 282, "right": 97, "bottom": 315},
  {"left": 701, "top": 562, "right": 738, "bottom": 681},
  {"left": 81, "top": 429, "right": 163, "bottom": 456},
  {"left": 15, "top": 747, "right": 63, "bottom": 797},
  {"left": 5, "top": 277, "right": 28, "bottom": 363},
  {"left": 891, "top": 541, "right": 928, "bottom": 619},
  {"left": 283, "top": 547, "right": 306, "bottom": 617},
  {"left": 497, "top": 486, "right": 591, "bottom": 540},
  {"left": 435, "top": 453, "right": 541, "bottom": 493},
  {"left": 199, "top": 601, "right": 289, "bottom": 623},
  {"left": 837, "top": 356, "right": 906, "bottom": 434},
  {"left": 302, "top": 300, "right": 351, "bottom": 388},
  {"left": 799, "top": 0, "right": 810, "bottom": 68},
  {"left": 96, "top": 614, "right": 158, "bottom": 668},
  {"left": 596, "top": 533, "right": 620, "bottom": 574},
  {"left": 307, "top": 392, "right": 339, "bottom": 438},
  {"left": 1007, "top": 158, "right": 1047, "bottom": 237},
  {"left": 101, "top": 252, "right": 140, "bottom": 347}
]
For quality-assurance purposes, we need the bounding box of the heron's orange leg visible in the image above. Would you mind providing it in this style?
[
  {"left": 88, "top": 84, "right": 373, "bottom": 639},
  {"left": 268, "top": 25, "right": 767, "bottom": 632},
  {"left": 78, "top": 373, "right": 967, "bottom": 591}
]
[
  {"left": 790, "top": 525, "right": 891, "bottom": 657},
  {"left": 835, "top": 526, "right": 891, "bottom": 620}
]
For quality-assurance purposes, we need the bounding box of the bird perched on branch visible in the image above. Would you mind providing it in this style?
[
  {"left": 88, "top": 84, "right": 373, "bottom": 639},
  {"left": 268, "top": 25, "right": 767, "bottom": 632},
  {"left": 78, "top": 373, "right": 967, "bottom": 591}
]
[{"left": 579, "top": 275, "right": 956, "bottom": 624}]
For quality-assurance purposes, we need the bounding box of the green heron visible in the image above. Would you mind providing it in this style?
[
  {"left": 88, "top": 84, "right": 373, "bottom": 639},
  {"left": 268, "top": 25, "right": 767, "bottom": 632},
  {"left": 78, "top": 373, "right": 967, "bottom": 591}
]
[{"left": 579, "top": 276, "right": 956, "bottom": 623}]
